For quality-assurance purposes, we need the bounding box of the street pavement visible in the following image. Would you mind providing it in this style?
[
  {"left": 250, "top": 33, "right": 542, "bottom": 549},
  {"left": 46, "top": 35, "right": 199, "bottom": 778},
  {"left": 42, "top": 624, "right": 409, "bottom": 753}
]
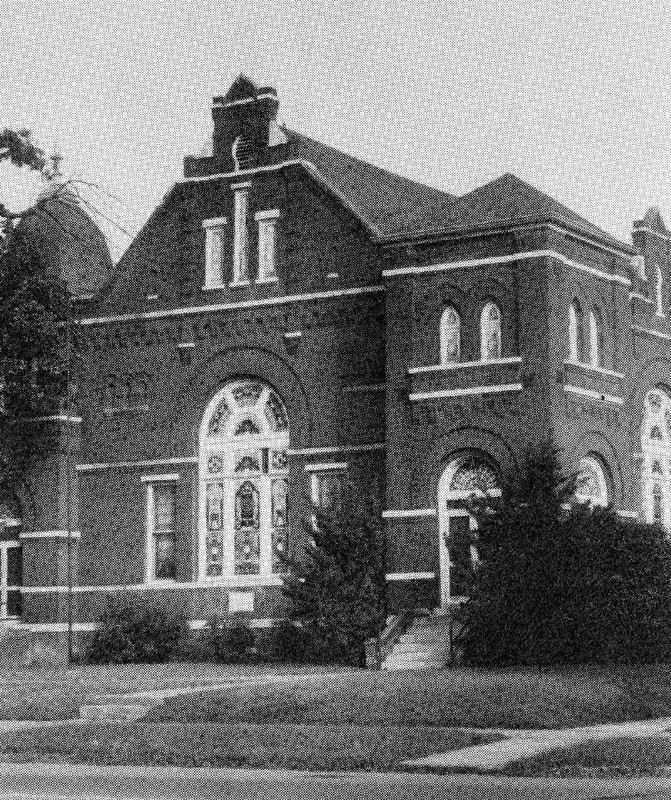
[{"left": 0, "top": 762, "right": 670, "bottom": 800}]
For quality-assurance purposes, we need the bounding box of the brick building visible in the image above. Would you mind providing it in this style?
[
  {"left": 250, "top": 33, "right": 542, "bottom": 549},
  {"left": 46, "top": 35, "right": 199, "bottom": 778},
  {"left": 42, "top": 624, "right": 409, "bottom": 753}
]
[{"left": 6, "top": 75, "right": 671, "bottom": 636}]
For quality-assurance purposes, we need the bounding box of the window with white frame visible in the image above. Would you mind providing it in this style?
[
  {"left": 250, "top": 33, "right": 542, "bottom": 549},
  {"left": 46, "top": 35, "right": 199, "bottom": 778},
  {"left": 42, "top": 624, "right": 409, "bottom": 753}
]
[
  {"left": 440, "top": 306, "right": 460, "bottom": 365},
  {"left": 641, "top": 387, "right": 671, "bottom": 528},
  {"left": 589, "top": 307, "right": 604, "bottom": 368},
  {"left": 576, "top": 455, "right": 609, "bottom": 507},
  {"left": 256, "top": 210, "right": 279, "bottom": 282},
  {"left": 145, "top": 479, "right": 177, "bottom": 582},
  {"left": 203, "top": 217, "right": 227, "bottom": 288},
  {"left": 200, "top": 380, "right": 290, "bottom": 580},
  {"left": 568, "top": 300, "right": 585, "bottom": 362},
  {"left": 480, "top": 302, "right": 502, "bottom": 361},
  {"left": 309, "top": 466, "right": 346, "bottom": 513},
  {"left": 656, "top": 265, "right": 665, "bottom": 317},
  {"left": 232, "top": 184, "right": 250, "bottom": 284}
]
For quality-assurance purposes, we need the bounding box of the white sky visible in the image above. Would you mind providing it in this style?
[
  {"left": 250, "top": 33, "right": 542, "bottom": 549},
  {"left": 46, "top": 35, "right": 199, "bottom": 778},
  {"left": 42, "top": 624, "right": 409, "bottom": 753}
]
[{"left": 2, "top": 0, "right": 670, "bottom": 261}]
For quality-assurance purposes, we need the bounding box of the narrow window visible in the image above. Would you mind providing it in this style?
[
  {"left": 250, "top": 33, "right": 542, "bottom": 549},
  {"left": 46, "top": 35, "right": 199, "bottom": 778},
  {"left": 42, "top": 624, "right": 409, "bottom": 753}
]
[
  {"left": 480, "top": 302, "right": 502, "bottom": 361},
  {"left": 657, "top": 265, "right": 664, "bottom": 317},
  {"left": 202, "top": 218, "right": 227, "bottom": 288},
  {"left": 568, "top": 302, "right": 579, "bottom": 361},
  {"left": 312, "top": 471, "right": 345, "bottom": 513},
  {"left": 653, "top": 484, "right": 664, "bottom": 525},
  {"left": 232, "top": 186, "right": 250, "bottom": 284},
  {"left": 147, "top": 482, "right": 177, "bottom": 581},
  {"left": 256, "top": 210, "right": 279, "bottom": 282},
  {"left": 589, "top": 308, "right": 604, "bottom": 368},
  {"left": 440, "top": 306, "right": 461, "bottom": 365}
]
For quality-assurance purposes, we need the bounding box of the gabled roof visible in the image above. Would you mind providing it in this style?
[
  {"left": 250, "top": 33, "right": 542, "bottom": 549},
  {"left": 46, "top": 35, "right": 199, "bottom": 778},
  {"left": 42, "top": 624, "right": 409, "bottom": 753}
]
[
  {"left": 390, "top": 172, "right": 632, "bottom": 251},
  {"left": 283, "top": 129, "right": 457, "bottom": 238},
  {"left": 280, "top": 134, "right": 631, "bottom": 252}
]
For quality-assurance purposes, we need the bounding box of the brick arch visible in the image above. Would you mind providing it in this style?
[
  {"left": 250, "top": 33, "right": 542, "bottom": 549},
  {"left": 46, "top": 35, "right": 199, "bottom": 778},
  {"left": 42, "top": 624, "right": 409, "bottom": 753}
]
[
  {"left": 410, "top": 425, "right": 518, "bottom": 507},
  {"left": 166, "top": 345, "right": 313, "bottom": 454},
  {"left": 626, "top": 358, "right": 671, "bottom": 442},
  {"left": 564, "top": 430, "right": 624, "bottom": 507}
]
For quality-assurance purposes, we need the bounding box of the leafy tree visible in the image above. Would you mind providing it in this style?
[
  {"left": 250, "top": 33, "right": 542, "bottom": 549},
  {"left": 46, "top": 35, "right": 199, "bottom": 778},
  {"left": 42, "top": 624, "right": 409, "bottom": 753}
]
[
  {"left": 460, "top": 443, "right": 671, "bottom": 666},
  {"left": 281, "top": 485, "right": 386, "bottom": 667},
  {"left": 0, "top": 129, "right": 73, "bottom": 509}
]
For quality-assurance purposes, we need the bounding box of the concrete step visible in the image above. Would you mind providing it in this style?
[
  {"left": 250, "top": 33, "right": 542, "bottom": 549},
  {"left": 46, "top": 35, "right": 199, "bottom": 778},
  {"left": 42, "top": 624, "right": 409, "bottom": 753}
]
[
  {"left": 79, "top": 704, "right": 151, "bottom": 723},
  {"left": 383, "top": 660, "right": 447, "bottom": 670},
  {"left": 400, "top": 632, "right": 450, "bottom": 644},
  {"left": 390, "top": 643, "right": 452, "bottom": 656}
]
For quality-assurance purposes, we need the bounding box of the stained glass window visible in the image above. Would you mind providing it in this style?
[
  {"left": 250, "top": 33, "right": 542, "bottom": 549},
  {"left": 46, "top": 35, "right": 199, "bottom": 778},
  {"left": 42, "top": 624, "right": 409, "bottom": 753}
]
[
  {"left": 271, "top": 478, "right": 289, "bottom": 572},
  {"left": 206, "top": 483, "right": 225, "bottom": 577},
  {"left": 654, "top": 485, "right": 664, "bottom": 525},
  {"left": 450, "top": 461, "right": 499, "bottom": 493},
  {"left": 234, "top": 481, "right": 260, "bottom": 575},
  {"left": 201, "top": 380, "right": 290, "bottom": 580},
  {"left": 577, "top": 456, "right": 609, "bottom": 506},
  {"left": 480, "top": 303, "right": 502, "bottom": 361},
  {"left": 208, "top": 398, "right": 231, "bottom": 435},
  {"left": 440, "top": 307, "right": 460, "bottom": 365},
  {"left": 642, "top": 388, "right": 671, "bottom": 527}
]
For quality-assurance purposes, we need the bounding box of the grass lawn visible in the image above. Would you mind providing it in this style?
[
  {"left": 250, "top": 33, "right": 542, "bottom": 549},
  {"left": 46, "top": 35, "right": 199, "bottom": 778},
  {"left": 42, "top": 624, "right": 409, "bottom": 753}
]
[
  {"left": 145, "top": 664, "right": 671, "bottom": 730},
  {"left": 500, "top": 736, "right": 671, "bottom": 777},
  {"left": 0, "top": 723, "right": 500, "bottom": 771},
  {"left": 0, "top": 663, "right": 344, "bottom": 721}
]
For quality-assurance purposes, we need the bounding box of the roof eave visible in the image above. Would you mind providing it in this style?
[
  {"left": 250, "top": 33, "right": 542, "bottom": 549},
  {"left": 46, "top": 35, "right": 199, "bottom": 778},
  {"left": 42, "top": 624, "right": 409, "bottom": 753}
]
[{"left": 379, "top": 216, "right": 636, "bottom": 257}]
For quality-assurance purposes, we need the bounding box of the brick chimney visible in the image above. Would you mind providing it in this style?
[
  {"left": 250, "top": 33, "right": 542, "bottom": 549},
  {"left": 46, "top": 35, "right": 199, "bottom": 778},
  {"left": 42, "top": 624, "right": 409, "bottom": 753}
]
[{"left": 211, "top": 74, "right": 280, "bottom": 171}]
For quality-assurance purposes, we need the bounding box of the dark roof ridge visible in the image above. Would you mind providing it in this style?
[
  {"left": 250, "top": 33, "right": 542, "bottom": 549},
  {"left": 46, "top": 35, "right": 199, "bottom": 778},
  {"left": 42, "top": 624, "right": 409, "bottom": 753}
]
[{"left": 283, "top": 127, "right": 457, "bottom": 203}]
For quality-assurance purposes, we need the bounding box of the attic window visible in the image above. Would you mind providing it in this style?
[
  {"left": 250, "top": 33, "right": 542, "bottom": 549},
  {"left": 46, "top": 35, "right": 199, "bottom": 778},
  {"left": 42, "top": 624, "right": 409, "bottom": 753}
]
[{"left": 202, "top": 217, "right": 227, "bottom": 288}]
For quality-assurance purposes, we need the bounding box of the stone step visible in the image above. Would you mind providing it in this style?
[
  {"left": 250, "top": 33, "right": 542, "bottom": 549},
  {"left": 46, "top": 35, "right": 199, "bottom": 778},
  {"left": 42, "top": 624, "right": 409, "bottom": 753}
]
[
  {"left": 79, "top": 704, "right": 151, "bottom": 723},
  {"left": 383, "top": 660, "right": 447, "bottom": 670}
]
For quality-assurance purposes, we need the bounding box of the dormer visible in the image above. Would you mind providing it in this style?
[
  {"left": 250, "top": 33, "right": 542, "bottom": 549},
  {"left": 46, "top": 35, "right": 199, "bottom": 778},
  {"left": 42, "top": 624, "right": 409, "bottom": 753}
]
[{"left": 211, "top": 74, "right": 281, "bottom": 172}]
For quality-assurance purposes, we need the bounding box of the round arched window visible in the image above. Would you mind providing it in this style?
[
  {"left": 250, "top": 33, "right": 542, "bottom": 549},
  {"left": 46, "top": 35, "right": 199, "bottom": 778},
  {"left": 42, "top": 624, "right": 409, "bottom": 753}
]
[
  {"left": 641, "top": 388, "right": 671, "bottom": 527},
  {"left": 576, "top": 455, "right": 609, "bottom": 507},
  {"left": 200, "top": 380, "right": 289, "bottom": 580}
]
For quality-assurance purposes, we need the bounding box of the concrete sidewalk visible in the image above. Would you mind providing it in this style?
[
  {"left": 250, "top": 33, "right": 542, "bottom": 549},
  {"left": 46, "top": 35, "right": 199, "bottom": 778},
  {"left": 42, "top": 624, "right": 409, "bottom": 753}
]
[{"left": 405, "top": 715, "right": 671, "bottom": 772}]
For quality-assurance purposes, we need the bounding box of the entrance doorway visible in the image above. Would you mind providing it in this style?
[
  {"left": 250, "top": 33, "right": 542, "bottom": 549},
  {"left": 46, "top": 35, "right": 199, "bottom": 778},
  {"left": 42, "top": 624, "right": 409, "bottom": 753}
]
[{"left": 437, "top": 453, "right": 500, "bottom": 609}]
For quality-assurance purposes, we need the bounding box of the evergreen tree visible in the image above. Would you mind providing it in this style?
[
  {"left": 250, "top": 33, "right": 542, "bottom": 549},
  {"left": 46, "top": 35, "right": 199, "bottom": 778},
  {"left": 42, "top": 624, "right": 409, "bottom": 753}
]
[
  {"left": 281, "top": 485, "right": 386, "bottom": 667},
  {"left": 0, "top": 130, "right": 73, "bottom": 508},
  {"left": 461, "top": 443, "right": 671, "bottom": 665}
]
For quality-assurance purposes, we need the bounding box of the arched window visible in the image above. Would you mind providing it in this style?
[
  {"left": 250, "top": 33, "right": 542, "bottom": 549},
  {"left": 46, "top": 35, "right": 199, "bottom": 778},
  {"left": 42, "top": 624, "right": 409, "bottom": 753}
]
[
  {"left": 642, "top": 387, "right": 671, "bottom": 528},
  {"left": 589, "top": 307, "right": 604, "bottom": 368},
  {"left": 568, "top": 300, "right": 585, "bottom": 362},
  {"left": 438, "top": 452, "right": 501, "bottom": 608},
  {"left": 657, "top": 265, "right": 665, "bottom": 317},
  {"left": 440, "top": 306, "right": 461, "bottom": 365},
  {"left": 480, "top": 302, "right": 502, "bottom": 361},
  {"left": 199, "top": 379, "right": 289, "bottom": 580},
  {"left": 576, "top": 455, "right": 609, "bottom": 507}
]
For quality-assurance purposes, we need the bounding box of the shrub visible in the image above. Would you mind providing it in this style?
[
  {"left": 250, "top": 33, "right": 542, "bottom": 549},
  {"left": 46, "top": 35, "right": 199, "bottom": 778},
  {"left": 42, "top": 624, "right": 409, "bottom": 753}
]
[
  {"left": 86, "top": 593, "right": 185, "bottom": 664},
  {"left": 461, "top": 443, "right": 671, "bottom": 666},
  {"left": 281, "top": 484, "right": 385, "bottom": 667},
  {"left": 191, "top": 615, "right": 256, "bottom": 663},
  {"left": 257, "top": 620, "right": 310, "bottom": 663}
]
